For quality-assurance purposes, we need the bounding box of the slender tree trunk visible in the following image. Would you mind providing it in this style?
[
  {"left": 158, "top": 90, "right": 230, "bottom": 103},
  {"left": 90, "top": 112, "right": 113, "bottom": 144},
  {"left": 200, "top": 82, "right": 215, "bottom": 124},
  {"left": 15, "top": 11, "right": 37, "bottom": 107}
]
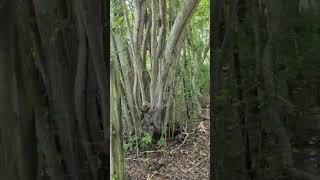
[{"left": 110, "top": 63, "right": 125, "bottom": 180}]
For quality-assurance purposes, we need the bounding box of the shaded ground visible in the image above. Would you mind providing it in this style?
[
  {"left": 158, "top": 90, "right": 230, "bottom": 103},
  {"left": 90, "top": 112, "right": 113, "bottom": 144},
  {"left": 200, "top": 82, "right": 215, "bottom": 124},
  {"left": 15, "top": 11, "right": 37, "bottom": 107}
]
[{"left": 125, "top": 119, "right": 210, "bottom": 180}]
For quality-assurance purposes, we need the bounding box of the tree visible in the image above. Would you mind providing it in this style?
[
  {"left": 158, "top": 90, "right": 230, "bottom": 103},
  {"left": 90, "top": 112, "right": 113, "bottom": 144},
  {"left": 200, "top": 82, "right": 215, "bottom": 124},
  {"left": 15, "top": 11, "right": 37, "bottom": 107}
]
[
  {"left": 111, "top": 0, "right": 202, "bottom": 143},
  {"left": 110, "top": 63, "right": 125, "bottom": 180},
  {"left": 110, "top": 1, "right": 209, "bottom": 178}
]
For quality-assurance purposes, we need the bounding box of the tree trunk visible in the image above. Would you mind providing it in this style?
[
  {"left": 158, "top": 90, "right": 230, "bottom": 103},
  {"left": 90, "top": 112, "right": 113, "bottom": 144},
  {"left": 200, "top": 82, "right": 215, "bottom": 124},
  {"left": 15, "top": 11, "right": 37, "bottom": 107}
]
[
  {"left": 110, "top": 63, "right": 125, "bottom": 180},
  {"left": 0, "top": 1, "right": 109, "bottom": 179}
]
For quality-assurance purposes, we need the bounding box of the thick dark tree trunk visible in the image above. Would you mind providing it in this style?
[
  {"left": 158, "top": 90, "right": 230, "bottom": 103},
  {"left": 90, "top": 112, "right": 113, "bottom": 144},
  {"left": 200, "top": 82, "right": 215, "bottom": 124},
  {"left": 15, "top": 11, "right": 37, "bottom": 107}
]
[
  {"left": 0, "top": 1, "right": 108, "bottom": 179},
  {"left": 0, "top": 2, "right": 19, "bottom": 179}
]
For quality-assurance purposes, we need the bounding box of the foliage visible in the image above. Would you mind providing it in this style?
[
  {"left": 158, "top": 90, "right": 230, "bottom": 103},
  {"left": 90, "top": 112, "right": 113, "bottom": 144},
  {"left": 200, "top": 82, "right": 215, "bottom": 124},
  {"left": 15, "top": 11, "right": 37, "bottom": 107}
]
[
  {"left": 123, "top": 136, "right": 138, "bottom": 152},
  {"left": 123, "top": 132, "right": 154, "bottom": 151},
  {"left": 111, "top": 174, "right": 117, "bottom": 180},
  {"left": 111, "top": 2, "right": 209, "bottom": 179},
  {"left": 157, "top": 137, "right": 167, "bottom": 150},
  {"left": 141, "top": 132, "right": 153, "bottom": 147}
]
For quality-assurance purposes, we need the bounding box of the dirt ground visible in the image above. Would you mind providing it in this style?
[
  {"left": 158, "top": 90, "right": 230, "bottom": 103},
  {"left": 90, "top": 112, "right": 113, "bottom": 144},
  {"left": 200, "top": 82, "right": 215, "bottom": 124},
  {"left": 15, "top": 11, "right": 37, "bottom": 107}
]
[{"left": 125, "top": 119, "right": 210, "bottom": 180}]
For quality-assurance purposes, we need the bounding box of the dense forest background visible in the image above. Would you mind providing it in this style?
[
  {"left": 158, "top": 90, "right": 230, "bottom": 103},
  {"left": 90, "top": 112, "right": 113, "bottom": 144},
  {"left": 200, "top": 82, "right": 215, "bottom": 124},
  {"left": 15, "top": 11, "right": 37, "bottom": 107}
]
[{"left": 110, "top": 0, "right": 210, "bottom": 179}]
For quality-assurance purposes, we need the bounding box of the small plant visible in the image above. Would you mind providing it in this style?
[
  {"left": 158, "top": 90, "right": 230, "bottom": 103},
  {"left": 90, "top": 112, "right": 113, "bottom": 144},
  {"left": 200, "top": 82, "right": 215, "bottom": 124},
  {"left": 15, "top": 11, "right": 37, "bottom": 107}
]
[
  {"left": 157, "top": 137, "right": 167, "bottom": 150},
  {"left": 123, "top": 142, "right": 133, "bottom": 152},
  {"left": 111, "top": 174, "right": 117, "bottom": 180},
  {"left": 141, "top": 132, "right": 152, "bottom": 147},
  {"left": 123, "top": 136, "right": 138, "bottom": 152},
  {"left": 123, "top": 133, "right": 154, "bottom": 151}
]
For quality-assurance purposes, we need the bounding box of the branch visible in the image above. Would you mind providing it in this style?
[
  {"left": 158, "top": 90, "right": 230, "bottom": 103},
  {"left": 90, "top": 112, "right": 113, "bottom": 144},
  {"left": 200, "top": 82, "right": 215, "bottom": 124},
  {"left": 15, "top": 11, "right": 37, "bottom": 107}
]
[
  {"left": 133, "top": 0, "right": 147, "bottom": 52},
  {"left": 155, "top": 0, "right": 166, "bottom": 61},
  {"left": 121, "top": 0, "right": 134, "bottom": 52},
  {"left": 164, "top": 0, "right": 200, "bottom": 61},
  {"left": 141, "top": 13, "right": 151, "bottom": 64},
  {"left": 170, "top": 129, "right": 196, "bottom": 153},
  {"left": 161, "top": 0, "right": 200, "bottom": 86},
  {"left": 182, "top": 157, "right": 209, "bottom": 173}
]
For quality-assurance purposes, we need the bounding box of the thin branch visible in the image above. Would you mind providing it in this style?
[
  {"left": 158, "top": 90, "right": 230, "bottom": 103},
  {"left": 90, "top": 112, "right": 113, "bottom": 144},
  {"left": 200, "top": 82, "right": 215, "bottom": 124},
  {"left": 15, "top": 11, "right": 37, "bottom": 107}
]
[
  {"left": 182, "top": 157, "right": 209, "bottom": 173},
  {"left": 170, "top": 129, "right": 196, "bottom": 153}
]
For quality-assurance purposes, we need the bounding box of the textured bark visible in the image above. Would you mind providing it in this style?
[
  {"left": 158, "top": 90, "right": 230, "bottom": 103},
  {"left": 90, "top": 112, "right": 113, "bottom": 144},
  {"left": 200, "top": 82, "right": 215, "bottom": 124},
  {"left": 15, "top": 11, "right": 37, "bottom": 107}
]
[
  {"left": 258, "top": 1, "right": 293, "bottom": 177},
  {"left": 74, "top": 6, "right": 98, "bottom": 179},
  {"left": 148, "top": 0, "right": 200, "bottom": 132},
  {"left": 0, "top": 2, "right": 18, "bottom": 179},
  {"left": 1, "top": 2, "right": 43, "bottom": 180},
  {"left": 110, "top": 63, "right": 125, "bottom": 180},
  {"left": 76, "top": 0, "right": 109, "bottom": 148},
  {"left": 35, "top": 109, "right": 65, "bottom": 180},
  {"left": 212, "top": 1, "right": 248, "bottom": 179},
  {"left": 32, "top": 0, "right": 81, "bottom": 177},
  {"left": 211, "top": 0, "right": 314, "bottom": 179},
  {"left": 14, "top": 23, "right": 40, "bottom": 180},
  {"left": 111, "top": 32, "right": 139, "bottom": 135},
  {"left": 86, "top": 58, "right": 104, "bottom": 155},
  {"left": 0, "top": 1, "right": 109, "bottom": 179}
]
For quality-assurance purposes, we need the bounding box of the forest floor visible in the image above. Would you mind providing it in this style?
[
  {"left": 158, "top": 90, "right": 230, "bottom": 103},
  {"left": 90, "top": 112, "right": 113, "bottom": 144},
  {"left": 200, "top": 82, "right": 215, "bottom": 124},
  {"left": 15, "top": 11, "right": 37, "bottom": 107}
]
[{"left": 125, "top": 115, "right": 210, "bottom": 180}]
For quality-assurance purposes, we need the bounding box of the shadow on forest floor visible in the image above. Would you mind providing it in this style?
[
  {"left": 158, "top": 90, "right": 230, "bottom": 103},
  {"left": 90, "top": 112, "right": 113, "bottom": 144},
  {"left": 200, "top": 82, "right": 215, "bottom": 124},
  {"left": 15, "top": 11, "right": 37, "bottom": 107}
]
[{"left": 124, "top": 118, "right": 210, "bottom": 180}]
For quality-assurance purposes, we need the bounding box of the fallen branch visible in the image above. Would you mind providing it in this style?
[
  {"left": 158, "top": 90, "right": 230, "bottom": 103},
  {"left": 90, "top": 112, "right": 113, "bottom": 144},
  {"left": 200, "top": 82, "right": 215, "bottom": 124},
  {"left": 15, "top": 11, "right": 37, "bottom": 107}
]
[
  {"left": 147, "top": 172, "right": 156, "bottom": 180},
  {"left": 182, "top": 157, "right": 209, "bottom": 172},
  {"left": 170, "top": 129, "right": 196, "bottom": 153},
  {"left": 170, "top": 133, "right": 189, "bottom": 153},
  {"left": 140, "top": 149, "right": 165, "bottom": 154},
  {"left": 124, "top": 157, "right": 149, "bottom": 162}
]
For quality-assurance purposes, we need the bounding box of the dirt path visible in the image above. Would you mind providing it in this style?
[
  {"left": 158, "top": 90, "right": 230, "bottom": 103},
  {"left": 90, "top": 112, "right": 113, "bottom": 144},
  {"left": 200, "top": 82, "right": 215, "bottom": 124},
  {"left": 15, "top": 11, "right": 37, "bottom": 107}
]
[{"left": 125, "top": 119, "right": 210, "bottom": 180}]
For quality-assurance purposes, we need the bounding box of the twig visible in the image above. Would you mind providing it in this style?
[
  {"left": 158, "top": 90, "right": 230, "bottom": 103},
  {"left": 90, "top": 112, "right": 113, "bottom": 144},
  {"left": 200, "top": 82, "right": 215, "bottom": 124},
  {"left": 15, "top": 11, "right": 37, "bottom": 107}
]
[
  {"left": 125, "top": 157, "right": 149, "bottom": 161},
  {"left": 182, "top": 157, "right": 209, "bottom": 173},
  {"left": 169, "top": 123, "right": 203, "bottom": 153},
  {"left": 140, "top": 149, "right": 165, "bottom": 154},
  {"left": 147, "top": 172, "right": 156, "bottom": 180},
  {"left": 170, "top": 129, "right": 196, "bottom": 153},
  {"left": 170, "top": 133, "right": 190, "bottom": 153}
]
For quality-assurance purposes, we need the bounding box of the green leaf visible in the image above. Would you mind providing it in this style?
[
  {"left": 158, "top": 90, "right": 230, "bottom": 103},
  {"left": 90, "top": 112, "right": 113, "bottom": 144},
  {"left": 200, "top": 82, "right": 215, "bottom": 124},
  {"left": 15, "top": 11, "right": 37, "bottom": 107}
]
[
  {"left": 123, "top": 142, "right": 133, "bottom": 152},
  {"left": 141, "top": 132, "right": 152, "bottom": 145},
  {"left": 111, "top": 174, "right": 117, "bottom": 180}
]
